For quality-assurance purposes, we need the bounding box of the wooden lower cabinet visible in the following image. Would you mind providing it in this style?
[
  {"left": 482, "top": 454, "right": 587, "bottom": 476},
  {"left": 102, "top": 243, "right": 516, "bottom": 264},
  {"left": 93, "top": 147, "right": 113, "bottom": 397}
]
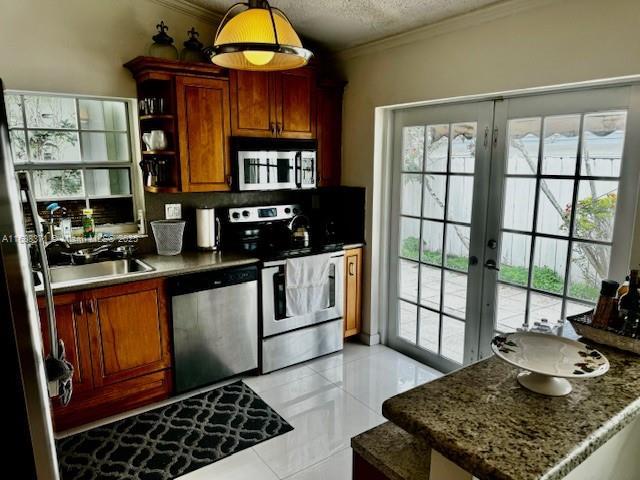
[
  {"left": 38, "top": 278, "right": 172, "bottom": 431},
  {"left": 344, "top": 248, "right": 363, "bottom": 338}
]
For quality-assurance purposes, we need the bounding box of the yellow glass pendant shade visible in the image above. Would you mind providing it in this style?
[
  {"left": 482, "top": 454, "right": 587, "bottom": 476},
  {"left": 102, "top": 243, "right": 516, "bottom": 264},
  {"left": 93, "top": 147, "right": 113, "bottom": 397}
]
[{"left": 209, "top": 1, "right": 312, "bottom": 71}]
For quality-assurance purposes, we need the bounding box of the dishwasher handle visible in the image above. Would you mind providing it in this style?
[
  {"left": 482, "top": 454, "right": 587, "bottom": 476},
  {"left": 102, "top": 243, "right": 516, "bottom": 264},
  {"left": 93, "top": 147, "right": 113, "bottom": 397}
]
[{"left": 169, "top": 265, "right": 258, "bottom": 297}]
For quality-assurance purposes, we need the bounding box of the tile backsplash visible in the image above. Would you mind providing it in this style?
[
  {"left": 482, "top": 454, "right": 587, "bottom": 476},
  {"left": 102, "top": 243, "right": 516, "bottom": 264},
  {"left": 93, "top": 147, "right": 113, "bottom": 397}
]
[{"left": 140, "top": 187, "right": 365, "bottom": 253}]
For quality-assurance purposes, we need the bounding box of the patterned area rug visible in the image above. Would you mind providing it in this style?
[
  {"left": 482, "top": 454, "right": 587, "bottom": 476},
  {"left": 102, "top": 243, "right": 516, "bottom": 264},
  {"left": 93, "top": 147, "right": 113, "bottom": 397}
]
[{"left": 57, "top": 381, "right": 293, "bottom": 479}]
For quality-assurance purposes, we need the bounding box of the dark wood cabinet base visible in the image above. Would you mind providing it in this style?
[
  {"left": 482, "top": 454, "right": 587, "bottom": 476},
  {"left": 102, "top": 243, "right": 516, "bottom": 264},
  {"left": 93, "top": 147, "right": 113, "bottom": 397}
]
[{"left": 52, "top": 369, "right": 172, "bottom": 432}]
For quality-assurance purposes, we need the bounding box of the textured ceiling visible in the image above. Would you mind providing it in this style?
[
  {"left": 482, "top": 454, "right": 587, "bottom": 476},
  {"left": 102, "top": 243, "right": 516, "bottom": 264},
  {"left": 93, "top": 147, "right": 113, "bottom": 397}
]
[{"left": 188, "top": 0, "right": 501, "bottom": 51}]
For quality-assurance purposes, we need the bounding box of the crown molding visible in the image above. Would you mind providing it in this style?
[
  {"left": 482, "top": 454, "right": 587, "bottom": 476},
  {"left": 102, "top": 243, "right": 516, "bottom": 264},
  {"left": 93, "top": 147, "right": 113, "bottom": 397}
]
[
  {"left": 337, "top": 0, "right": 556, "bottom": 61},
  {"left": 145, "top": 0, "right": 222, "bottom": 24}
]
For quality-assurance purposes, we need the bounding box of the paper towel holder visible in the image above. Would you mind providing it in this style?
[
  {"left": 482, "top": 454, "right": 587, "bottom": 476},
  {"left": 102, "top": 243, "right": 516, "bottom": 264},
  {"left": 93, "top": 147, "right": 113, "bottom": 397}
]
[{"left": 196, "top": 207, "right": 221, "bottom": 251}]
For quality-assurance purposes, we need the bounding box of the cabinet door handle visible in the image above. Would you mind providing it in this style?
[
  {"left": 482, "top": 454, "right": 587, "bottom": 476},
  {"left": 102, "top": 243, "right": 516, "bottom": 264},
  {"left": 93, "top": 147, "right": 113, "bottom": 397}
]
[
  {"left": 226, "top": 175, "right": 232, "bottom": 187},
  {"left": 74, "top": 301, "right": 83, "bottom": 316},
  {"left": 86, "top": 299, "right": 95, "bottom": 314},
  {"left": 277, "top": 123, "right": 283, "bottom": 135},
  {"left": 349, "top": 262, "right": 355, "bottom": 276},
  {"left": 271, "top": 122, "right": 276, "bottom": 136}
]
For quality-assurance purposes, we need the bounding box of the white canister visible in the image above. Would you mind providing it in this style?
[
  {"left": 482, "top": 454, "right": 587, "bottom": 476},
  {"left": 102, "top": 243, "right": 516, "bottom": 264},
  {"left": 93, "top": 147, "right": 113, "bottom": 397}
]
[{"left": 196, "top": 208, "right": 220, "bottom": 250}]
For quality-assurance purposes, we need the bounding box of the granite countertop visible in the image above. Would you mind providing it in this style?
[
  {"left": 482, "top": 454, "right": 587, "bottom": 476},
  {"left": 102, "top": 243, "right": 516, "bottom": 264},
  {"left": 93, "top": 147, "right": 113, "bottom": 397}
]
[
  {"left": 38, "top": 251, "right": 260, "bottom": 294},
  {"left": 352, "top": 422, "right": 431, "bottom": 480},
  {"left": 382, "top": 346, "right": 640, "bottom": 480}
]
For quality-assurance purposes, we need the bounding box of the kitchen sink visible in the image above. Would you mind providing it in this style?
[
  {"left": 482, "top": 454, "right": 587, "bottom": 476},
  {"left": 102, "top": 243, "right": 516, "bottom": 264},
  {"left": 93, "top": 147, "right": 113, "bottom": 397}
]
[{"left": 48, "top": 259, "right": 154, "bottom": 285}]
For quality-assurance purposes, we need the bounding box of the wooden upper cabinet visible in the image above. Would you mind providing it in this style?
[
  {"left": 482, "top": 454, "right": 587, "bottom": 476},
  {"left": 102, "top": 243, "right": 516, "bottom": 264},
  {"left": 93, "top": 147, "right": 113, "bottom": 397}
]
[
  {"left": 38, "top": 292, "right": 94, "bottom": 398},
  {"left": 230, "top": 68, "right": 316, "bottom": 139},
  {"left": 274, "top": 69, "right": 316, "bottom": 139},
  {"left": 317, "top": 83, "right": 344, "bottom": 186},
  {"left": 176, "top": 75, "right": 231, "bottom": 192},
  {"left": 86, "top": 279, "right": 171, "bottom": 387},
  {"left": 230, "top": 70, "right": 275, "bottom": 137}
]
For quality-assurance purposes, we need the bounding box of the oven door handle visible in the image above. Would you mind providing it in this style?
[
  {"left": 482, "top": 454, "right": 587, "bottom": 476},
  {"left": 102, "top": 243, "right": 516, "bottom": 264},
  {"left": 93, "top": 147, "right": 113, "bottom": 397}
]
[{"left": 295, "top": 152, "right": 302, "bottom": 188}]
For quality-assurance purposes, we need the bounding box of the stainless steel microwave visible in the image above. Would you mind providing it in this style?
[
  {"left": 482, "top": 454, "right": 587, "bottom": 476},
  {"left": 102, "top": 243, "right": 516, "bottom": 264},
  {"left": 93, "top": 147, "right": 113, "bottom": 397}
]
[{"left": 232, "top": 138, "right": 317, "bottom": 191}]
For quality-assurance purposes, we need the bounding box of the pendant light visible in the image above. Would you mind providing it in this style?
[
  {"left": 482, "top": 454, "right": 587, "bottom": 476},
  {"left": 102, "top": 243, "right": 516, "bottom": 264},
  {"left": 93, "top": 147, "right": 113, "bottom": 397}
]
[{"left": 207, "top": 0, "right": 313, "bottom": 71}]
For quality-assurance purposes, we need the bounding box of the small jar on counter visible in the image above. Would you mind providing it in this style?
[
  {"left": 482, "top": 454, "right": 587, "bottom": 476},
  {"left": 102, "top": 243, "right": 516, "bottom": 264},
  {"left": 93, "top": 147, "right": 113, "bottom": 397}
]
[{"left": 591, "top": 280, "right": 620, "bottom": 329}]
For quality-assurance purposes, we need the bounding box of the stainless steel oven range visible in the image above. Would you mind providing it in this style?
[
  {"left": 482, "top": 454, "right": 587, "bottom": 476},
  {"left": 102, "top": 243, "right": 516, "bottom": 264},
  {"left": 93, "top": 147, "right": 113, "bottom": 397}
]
[{"left": 225, "top": 204, "right": 345, "bottom": 373}]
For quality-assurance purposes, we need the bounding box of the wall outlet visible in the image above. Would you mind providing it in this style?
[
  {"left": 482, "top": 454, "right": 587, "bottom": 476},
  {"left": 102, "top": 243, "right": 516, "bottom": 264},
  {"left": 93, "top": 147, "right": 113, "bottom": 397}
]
[{"left": 165, "top": 203, "right": 182, "bottom": 220}]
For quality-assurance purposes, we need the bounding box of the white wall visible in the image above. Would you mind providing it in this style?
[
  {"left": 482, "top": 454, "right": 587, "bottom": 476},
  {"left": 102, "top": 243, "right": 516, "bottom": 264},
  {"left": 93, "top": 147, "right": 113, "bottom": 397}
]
[
  {"left": 0, "top": 0, "right": 217, "bottom": 97},
  {"left": 337, "top": 0, "right": 640, "bottom": 340}
]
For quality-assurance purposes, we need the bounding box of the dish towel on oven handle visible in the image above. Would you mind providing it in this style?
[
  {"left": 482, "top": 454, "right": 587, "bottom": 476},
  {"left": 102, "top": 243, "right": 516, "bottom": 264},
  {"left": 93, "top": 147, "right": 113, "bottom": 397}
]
[{"left": 285, "top": 253, "right": 332, "bottom": 317}]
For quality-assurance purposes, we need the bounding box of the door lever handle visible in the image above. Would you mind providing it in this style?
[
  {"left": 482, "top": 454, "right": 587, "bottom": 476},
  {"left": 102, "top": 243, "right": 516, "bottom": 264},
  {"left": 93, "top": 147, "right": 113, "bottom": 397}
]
[{"left": 484, "top": 259, "right": 500, "bottom": 271}]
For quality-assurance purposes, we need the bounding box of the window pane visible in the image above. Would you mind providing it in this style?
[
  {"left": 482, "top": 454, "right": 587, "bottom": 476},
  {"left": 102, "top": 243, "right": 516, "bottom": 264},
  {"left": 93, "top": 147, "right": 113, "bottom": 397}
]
[
  {"left": 529, "top": 292, "right": 563, "bottom": 323},
  {"left": 402, "top": 126, "right": 425, "bottom": 172},
  {"left": 399, "top": 259, "right": 419, "bottom": 302},
  {"left": 542, "top": 115, "right": 580, "bottom": 175},
  {"left": 502, "top": 178, "right": 536, "bottom": 231},
  {"left": 399, "top": 217, "right": 421, "bottom": 260},
  {"left": 450, "top": 123, "right": 476, "bottom": 173},
  {"left": 419, "top": 308, "right": 439, "bottom": 353},
  {"left": 445, "top": 224, "right": 469, "bottom": 271},
  {"left": 423, "top": 174, "right": 446, "bottom": 219},
  {"left": 9, "top": 130, "right": 27, "bottom": 164},
  {"left": 24, "top": 95, "right": 77, "bottom": 129},
  {"left": 496, "top": 284, "right": 527, "bottom": 332},
  {"left": 419, "top": 264, "right": 441, "bottom": 310},
  {"left": 532, "top": 237, "right": 567, "bottom": 295},
  {"left": 443, "top": 270, "right": 467, "bottom": 318},
  {"left": 78, "top": 99, "right": 127, "bottom": 131},
  {"left": 85, "top": 169, "right": 131, "bottom": 196},
  {"left": 507, "top": 118, "right": 540, "bottom": 174},
  {"left": 400, "top": 173, "right": 422, "bottom": 216},
  {"left": 32, "top": 169, "right": 84, "bottom": 199},
  {"left": 565, "top": 300, "right": 594, "bottom": 318},
  {"left": 499, "top": 232, "right": 531, "bottom": 287},
  {"left": 90, "top": 197, "right": 135, "bottom": 225},
  {"left": 536, "top": 179, "right": 574, "bottom": 237},
  {"left": 28, "top": 130, "right": 80, "bottom": 162},
  {"left": 399, "top": 301, "right": 417, "bottom": 344},
  {"left": 582, "top": 111, "right": 627, "bottom": 177},
  {"left": 447, "top": 175, "right": 473, "bottom": 223},
  {"left": 573, "top": 180, "right": 618, "bottom": 242},
  {"left": 425, "top": 124, "right": 448, "bottom": 172},
  {"left": 421, "top": 220, "right": 443, "bottom": 265},
  {"left": 569, "top": 242, "right": 610, "bottom": 302},
  {"left": 81, "top": 132, "right": 130, "bottom": 162},
  {"left": 5, "top": 94, "right": 23, "bottom": 128},
  {"left": 441, "top": 316, "right": 464, "bottom": 364}
]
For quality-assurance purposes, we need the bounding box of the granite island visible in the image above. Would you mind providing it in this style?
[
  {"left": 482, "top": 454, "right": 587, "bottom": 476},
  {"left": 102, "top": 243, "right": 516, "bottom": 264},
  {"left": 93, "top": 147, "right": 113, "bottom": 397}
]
[{"left": 352, "top": 343, "right": 640, "bottom": 480}]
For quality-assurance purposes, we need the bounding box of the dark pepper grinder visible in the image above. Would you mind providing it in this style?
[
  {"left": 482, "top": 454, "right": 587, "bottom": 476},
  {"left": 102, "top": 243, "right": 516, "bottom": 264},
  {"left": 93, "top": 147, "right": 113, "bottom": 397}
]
[{"left": 592, "top": 280, "right": 619, "bottom": 329}]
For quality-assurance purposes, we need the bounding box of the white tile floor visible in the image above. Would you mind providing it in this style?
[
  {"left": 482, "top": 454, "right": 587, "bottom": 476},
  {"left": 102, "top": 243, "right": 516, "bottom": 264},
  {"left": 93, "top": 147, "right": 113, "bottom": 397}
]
[{"left": 60, "top": 342, "right": 442, "bottom": 480}]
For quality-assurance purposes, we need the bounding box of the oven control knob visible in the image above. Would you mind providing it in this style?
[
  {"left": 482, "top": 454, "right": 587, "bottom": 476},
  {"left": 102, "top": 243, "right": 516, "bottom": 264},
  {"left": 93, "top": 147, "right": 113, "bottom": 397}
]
[
  {"left": 242, "top": 210, "right": 250, "bottom": 218},
  {"left": 232, "top": 212, "right": 240, "bottom": 220},
  {"left": 293, "top": 207, "right": 300, "bottom": 214},
  {"left": 284, "top": 207, "right": 291, "bottom": 214}
]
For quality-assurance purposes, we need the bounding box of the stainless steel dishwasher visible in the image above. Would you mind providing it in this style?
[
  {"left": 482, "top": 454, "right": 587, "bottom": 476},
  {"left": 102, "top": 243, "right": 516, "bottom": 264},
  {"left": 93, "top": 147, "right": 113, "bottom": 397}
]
[{"left": 170, "top": 265, "right": 259, "bottom": 393}]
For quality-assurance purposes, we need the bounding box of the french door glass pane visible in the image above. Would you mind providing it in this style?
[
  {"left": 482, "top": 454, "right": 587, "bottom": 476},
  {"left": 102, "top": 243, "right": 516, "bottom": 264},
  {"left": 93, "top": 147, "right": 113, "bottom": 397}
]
[
  {"left": 443, "top": 271, "right": 467, "bottom": 318},
  {"left": 532, "top": 237, "right": 568, "bottom": 295},
  {"left": 569, "top": 243, "right": 611, "bottom": 302},
  {"left": 502, "top": 178, "right": 535, "bottom": 231},
  {"left": 529, "top": 292, "right": 563, "bottom": 323},
  {"left": 399, "top": 217, "right": 421, "bottom": 260},
  {"left": 401, "top": 174, "right": 423, "bottom": 216},
  {"left": 445, "top": 224, "right": 470, "bottom": 271},
  {"left": 419, "top": 308, "right": 439, "bottom": 353},
  {"left": 542, "top": 115, "right": 580, "bottom": 175},
  {"left": 447, "top": 176, "right": 474, "bottom": 223},
  {"left": 499, "top": 232, "right": 531, "bottom": 286},
  {"left": 507, "top": 117, "right": 540, "bottom": 174},
  {"left": 441, "top": 316, "right": 465, "bottom": 364},
  {"left": 399, "top": 301, "right": 418, "bottom": 343},
  {"left": 574, "top": 180, "right": 618, "bottom": 242},
  {"left": 399, "top": 259, "right": 419, "bottom": 301},
  {"left": 496, "top": 284, "right": 527, "bottom": 332},
  {"left": 536, "top": 179, "right": 574, "bottom": 237},
  {"left": 450, "top": 123, "right": 476, "bottom": 173},
  {"left": 403, "top": 126, "right": 425, "bottom": 171},
  {"left": 420, "top": 264, "right": 441, "bottom": 310},
  {"left": 423, "top": 174, "right": 446, "bottom": 219},
  {"left": 421, "top": 220, "right": 444, "bottom": 265},
  {"left": 426, "top": 125, "right": 448, "bottom": 172},
  {"left": 581, "top": 112, "right": 626, "bottom": 177}
]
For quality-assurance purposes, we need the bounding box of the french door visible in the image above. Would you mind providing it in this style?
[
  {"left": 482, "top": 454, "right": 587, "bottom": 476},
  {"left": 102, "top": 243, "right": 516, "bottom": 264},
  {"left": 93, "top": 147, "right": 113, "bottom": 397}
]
[{"left": 388, "top": 85, "right": 640, "bottom": 372}]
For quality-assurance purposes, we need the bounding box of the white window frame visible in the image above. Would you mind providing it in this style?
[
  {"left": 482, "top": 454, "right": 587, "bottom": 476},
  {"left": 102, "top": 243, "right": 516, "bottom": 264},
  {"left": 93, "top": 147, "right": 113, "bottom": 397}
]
[{"left": 6, "top": 89, "right": 144, "bottom": 234}]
